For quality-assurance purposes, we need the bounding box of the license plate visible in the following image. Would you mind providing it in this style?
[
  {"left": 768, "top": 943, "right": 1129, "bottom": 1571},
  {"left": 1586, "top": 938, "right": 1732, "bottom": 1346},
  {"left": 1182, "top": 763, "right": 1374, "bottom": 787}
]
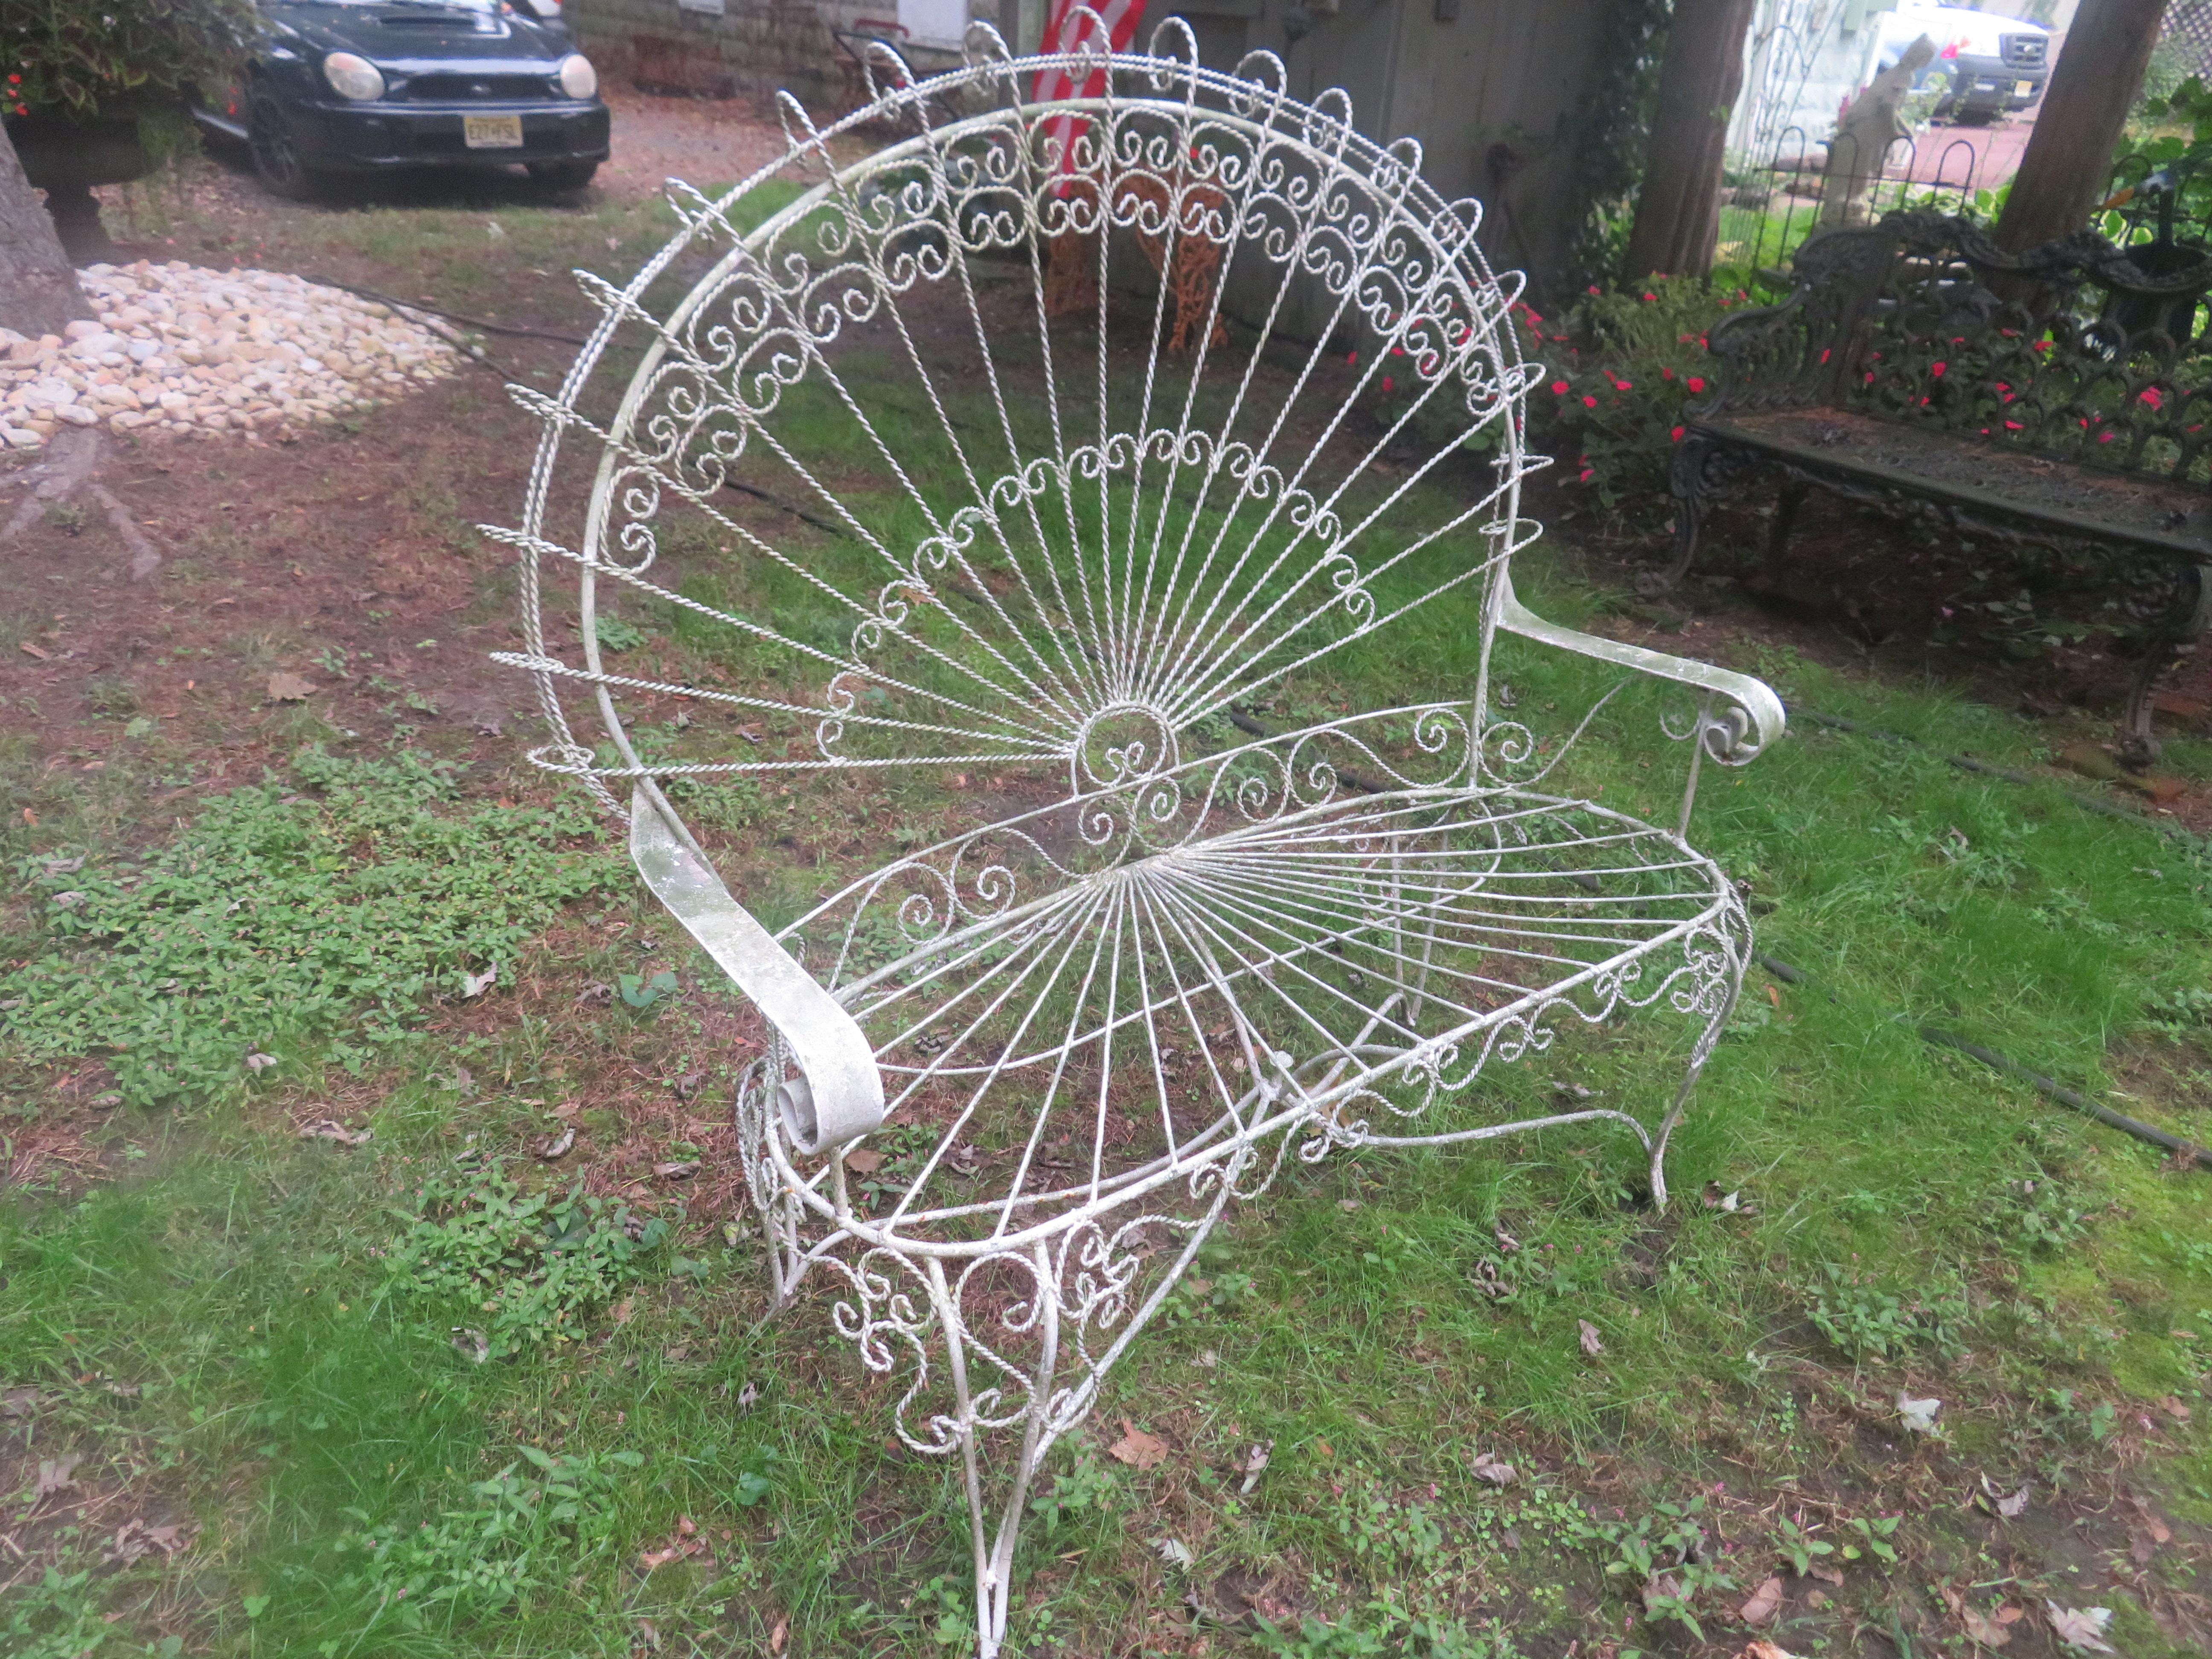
[
  {"left": 2014, "top": 80, "right": 2034, "bottom": 97},
  {"left": 464, "top": 114, "right": 523, "bottom": 149}
]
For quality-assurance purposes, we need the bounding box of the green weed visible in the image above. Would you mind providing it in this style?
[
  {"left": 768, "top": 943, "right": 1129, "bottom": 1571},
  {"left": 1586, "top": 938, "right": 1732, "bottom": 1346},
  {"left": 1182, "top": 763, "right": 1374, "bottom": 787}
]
[
  {"left": 385, "top": 1162, "right": 673, "bottom": 1357},
  {"left": 324, "top": 1446, "right": 642, "bottom": 1640},
  {"left": 0, "top": 746, "right": 619, "bottom": 1105}
]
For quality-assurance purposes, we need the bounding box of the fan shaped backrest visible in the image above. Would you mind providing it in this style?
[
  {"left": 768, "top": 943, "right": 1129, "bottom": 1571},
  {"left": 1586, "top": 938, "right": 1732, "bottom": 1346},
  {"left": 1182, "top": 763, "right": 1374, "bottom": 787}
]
[{"left": 494, "top": 15, "right": 1541, "bottom": 814}]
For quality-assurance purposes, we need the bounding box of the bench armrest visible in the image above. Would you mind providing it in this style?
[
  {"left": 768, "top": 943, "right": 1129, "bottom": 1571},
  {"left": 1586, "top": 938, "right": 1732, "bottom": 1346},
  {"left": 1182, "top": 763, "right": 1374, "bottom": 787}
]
[
  {"left": 1496, "top": 575, "right": 1786, "bottom": 766},
  {"left": 629, "top": 782, "right": 884, "bottom": 1153}
]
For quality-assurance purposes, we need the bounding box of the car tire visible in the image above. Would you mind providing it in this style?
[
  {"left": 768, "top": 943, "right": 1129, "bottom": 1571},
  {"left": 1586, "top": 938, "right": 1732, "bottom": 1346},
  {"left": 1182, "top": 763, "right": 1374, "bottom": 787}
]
[
  {"left": 527, "top": 159, "right": 600, "bottom": 192},
  {"left": 249, "top": 97, "right": 322, "bottom": 201}
]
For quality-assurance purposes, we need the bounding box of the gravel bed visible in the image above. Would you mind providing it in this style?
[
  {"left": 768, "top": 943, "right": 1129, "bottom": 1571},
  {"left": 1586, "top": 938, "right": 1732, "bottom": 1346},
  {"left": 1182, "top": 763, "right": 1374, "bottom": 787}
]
[{"left": 0, "top": 262, "right": 464, "bottom": 452}]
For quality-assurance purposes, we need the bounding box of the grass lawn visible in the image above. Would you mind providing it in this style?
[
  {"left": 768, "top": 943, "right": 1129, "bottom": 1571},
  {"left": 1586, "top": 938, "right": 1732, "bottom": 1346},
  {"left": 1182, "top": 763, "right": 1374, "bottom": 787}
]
[{"left": 3, "top": 126, "right": 2211, "bottom": 1659}]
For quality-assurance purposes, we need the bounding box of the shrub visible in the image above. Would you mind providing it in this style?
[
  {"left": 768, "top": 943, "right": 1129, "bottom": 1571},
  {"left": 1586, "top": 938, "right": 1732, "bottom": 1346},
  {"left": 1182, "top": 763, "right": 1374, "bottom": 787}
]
[
  {"left": 1519, "top": 277, "right": 1742, "bottom": 528},
  {"left": 1, "top": 0, "right": 253, "bottom": 118}
]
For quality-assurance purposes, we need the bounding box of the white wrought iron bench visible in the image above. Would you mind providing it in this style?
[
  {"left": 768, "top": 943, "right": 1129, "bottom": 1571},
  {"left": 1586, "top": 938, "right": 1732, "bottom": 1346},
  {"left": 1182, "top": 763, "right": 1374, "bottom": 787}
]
[{"left": 490, "top": 17, "right": 1783, "bottom": 1654}]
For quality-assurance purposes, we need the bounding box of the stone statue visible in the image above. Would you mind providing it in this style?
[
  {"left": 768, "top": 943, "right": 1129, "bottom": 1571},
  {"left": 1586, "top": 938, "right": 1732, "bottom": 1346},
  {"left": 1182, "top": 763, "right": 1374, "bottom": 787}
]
[{"left": 1821, "top": 35, "right": 1938, "bottom": 227}]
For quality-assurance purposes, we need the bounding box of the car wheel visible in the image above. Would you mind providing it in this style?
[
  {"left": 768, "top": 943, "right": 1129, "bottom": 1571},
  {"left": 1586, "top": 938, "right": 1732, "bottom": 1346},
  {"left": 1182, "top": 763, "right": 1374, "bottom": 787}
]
[
  {"left": 249, "top": 98, "right": 321, "bottom": 201},
  {"left": 527, "top": 159, "right": 600, "bottom": 192}
]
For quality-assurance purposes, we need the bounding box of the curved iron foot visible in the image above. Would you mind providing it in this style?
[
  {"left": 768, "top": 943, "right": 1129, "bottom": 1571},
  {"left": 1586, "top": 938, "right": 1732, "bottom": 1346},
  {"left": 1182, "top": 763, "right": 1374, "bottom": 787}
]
[
  {"left": 1648, "top": 431, "right": 1718, "bottom": 595},
  {"left": 2119, "top": 558, "right": 2212, "bottom": 765}
]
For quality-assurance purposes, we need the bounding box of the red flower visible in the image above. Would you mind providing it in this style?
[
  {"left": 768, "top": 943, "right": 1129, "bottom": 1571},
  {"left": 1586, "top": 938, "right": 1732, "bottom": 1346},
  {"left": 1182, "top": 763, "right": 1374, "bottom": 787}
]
[
  {"left": 1864, "top": 372, "right": 1875, "bottom": 384},
  {"left": 1670, "top": 425, "right": 1685, "bottom": 442},
  {"left": 1588, "top": 285, "right": 1601, "bottom": 295},
  {"left": 1994, "top": 381, "right": 2009, "bottom": 393},
  {"left": 1346, "top": 351, "right": 1358, "bottom": 365},
  {"left": 2004, "top": 420, "right": 2023, "bottom": 430},
  {"left": 1819, "top": 348, "right": 1831, "bottom": 364},
  {"left": 1551, "top": 379, "right": 1569, "bottom": 395},
  {"left": 1930, "top": 361, "right": 1947, "bottom": 377},
  {"left": 2141, "top": 386, "right": 2165, "bottom": 410},
  {"left": 1699, "top": 335, "right": 1708, "bottom": 348},
  {"left": 1578, "top": 467, "right": 1593, "bottom": 482},
  {"left": 1380, "top": 376, "right": 1394, "bottom": 393},
  {"left": 1642, "top": 292, "right": 1657, "bottom": 303},
  {"left": 2033, "top": 340, "right": 2051, "bottom": 352},
  {"left": 1687, "top": 376, "right": 1705, "bottom": 394},
  {"left": 1525, "top": 310, "right": 1543, "bottom": 324},
  {"left": 1581, "top": 395, "right": 1598, "bottom": 408},
  {"left": 2099, "top": 430, "right": 2116, "bottom": 442},
  {"left": 1662, "top": 367, "right": 1674, "bottom": 380}
]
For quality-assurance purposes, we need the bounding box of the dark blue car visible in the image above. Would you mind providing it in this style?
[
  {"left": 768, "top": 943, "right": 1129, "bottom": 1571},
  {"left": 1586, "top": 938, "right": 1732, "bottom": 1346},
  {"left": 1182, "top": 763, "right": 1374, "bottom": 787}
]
[{"left": 192, "top": 0, "right": 610, "bottom": 199}]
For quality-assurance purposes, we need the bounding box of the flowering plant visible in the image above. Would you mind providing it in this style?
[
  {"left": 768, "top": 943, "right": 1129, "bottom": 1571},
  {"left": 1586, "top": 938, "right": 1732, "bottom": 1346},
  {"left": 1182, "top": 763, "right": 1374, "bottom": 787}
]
[
  {"left": 1523, "top": 276, "right": 1740, "bottom": 525},
  {"left": 2, "top": 0, "right": 250, "bottom": 121}
]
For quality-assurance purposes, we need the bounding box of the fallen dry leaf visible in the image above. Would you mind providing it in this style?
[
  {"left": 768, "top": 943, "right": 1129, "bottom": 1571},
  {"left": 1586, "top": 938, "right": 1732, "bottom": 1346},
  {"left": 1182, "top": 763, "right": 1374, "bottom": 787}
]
[
  {"left": 297, "top": 1120, "right": 372, "bottom": 1147},
  {"left": 533, "top": 1126, "right": 576, "bottom": 1161},
  {"left": 1742, "top": 1643, "right": 1807, "bottom": 1659},
  {"left": 1108, "top": 1418, "right": 1171, "bottom": 1470},
  {"left": 1896, "top": 1391, "right": 1941, "bottom": 1433},
  {"left": 769, "top": 1614, "right": 789, "bottom": 1654},
  {"left": 2043, "top": 1603, "right": 2114, "bottom": 1653},
  {"left": 638, "top": 1516, "right": 705, "bottom": 1571},
  {"left": 1240, "top": 1440, "right": 1272, "bottom": 1494},
  {"left": 3, "top": 1387, "right": 48, "bottom": 1418},
  {"left": 450, "top": 1327, "right": 489, "bottom": 1365},
  {"left": 35, "top": 1454, "right": 81, "bottom": 1496},
  {"left": 20, "top": 641, "right": 52, "bottom": 661},
  {"left": 1960, "top": 1602, "right": 2016, "bottom": 1648},
  {"left": 1809, "top": 1563, "right": 1845, "bottom": 1587},
  {"left": 2162, "top": 1395, "right": 2192, "bottom": 1422},
  {"left": 461, "top": 964, "right": 498, "bottom": 999},
  {"left": 1976, "top": 1473, "right": 2030, "bottom": 1519},
  {"left": 265, "top": 671, "right": 317, "bottom": 702},
  {"left": 654, "top": 1160, "right": 699, "bottom": 1180},
  {"left": 1577, "top": 1318, "right": 1605, "bottom": 1356},
  {"left": 843, "top": 1147, "right": 884, "bottom": 1174},
  {"left": 244, "top": 1051, "right": 279, "bottom": 1073},
  {"left": 611, "top": 1296, "right": 636, "bottom": 1327},
  {"left": 1740, "top": 1576, "right": 1784, "bottom": 1627},
  {"left": 1470, "top": 1451, "right": 1517, "bottom": 1487}
]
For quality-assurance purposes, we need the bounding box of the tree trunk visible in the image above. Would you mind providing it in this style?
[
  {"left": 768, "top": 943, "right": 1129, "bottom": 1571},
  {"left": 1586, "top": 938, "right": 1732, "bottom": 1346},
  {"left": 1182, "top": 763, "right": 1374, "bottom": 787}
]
[
  {"left": 1994, "top": 0, "right": 2169, "bottom": 252},
  {"left": 1621, "top": 0, "right": 1758, "bottom": 281},
  {"left": 0, "top": 121, "right": 90, "bottom": 339}
]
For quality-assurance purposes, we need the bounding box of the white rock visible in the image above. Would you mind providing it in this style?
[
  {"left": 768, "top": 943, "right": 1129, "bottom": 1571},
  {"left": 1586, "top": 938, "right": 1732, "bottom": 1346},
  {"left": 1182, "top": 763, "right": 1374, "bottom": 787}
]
[{"left": 2, "top": 426, "right": 43, "bottom": 450}]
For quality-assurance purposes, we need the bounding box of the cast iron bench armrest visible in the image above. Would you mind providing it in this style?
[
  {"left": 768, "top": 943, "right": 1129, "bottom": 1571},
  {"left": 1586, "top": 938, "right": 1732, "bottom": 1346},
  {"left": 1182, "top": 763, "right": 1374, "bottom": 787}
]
[
  {"left": 1496, "top": 574, "right": 1786, "bottom": 764},
  {"left": 628, "top": 781, "right": 885, "bottom": 1154}
]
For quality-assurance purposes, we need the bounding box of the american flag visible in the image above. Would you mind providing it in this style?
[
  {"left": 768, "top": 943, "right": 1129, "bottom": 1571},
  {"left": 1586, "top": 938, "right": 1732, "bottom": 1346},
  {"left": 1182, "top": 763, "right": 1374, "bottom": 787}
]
[{"left": 1031, "top": 0, "right": 1148, "bottom": 180}]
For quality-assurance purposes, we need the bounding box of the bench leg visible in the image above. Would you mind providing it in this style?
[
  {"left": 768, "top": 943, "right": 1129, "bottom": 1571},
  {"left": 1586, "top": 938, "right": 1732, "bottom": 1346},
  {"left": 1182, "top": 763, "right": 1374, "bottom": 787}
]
[
  {"left": 914, "top": 1189, "right": 1233, "bottom": 1657},
  {"left": 2119, "top": 559, "right": 2211, "bottom": 765},
  {"left": 1650, "top": 433, "right": 1717, "bottom": 594},
  {"left": 1645, "top": 952, "right": 1744, "bottom": 1214},
  {"left": 1765, "top": 479, "right": 1809, "bottom": 574}
]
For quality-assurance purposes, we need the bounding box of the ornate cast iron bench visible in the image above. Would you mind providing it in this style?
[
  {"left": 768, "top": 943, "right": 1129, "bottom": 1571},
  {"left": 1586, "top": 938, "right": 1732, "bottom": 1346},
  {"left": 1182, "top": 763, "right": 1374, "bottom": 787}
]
[
  {"left": 1668, "top": 210, "right": 2212, "bottom": 757},
  {"left": 491, "top": 17, "right": 1784, "bottom": 1653}
]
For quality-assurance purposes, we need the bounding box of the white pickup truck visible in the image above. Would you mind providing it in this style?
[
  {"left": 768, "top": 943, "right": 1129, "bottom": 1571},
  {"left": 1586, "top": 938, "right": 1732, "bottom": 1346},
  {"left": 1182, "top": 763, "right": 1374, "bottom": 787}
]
[{"left": 1876, "top": 0, "right": 2052, "bottom": 123}]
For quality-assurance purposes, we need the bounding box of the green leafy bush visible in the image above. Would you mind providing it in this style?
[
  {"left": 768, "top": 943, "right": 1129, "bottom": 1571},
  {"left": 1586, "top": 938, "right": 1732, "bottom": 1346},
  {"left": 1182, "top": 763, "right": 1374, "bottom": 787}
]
[
  {"left": 329, "top": 1447, "right": 641, "bottom": 1635},
  {"left": 1, "top": 0, "right": 253, "bottom": 117},
  {"left": 1, "top": 748, "right": 619, "bottom": 1106},
  {"left": 386, "top": 1162, "right": 672, "bottom": 1356},
  {"left": 1521, "top": 277, "right": 1741, "bottom": 525}
]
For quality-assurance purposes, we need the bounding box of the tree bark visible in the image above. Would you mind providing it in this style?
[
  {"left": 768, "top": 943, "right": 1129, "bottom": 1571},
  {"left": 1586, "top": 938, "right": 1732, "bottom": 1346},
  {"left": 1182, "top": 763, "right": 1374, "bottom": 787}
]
[
  {"left": 1621, "top": 0, "right": 1759, "bottom": 281},
  {"left": 1994, "top": 0, "right": 2169, "bottom": 252},
  {"left": 0, "top": 120, "right": 90, "bottom": 339}
]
